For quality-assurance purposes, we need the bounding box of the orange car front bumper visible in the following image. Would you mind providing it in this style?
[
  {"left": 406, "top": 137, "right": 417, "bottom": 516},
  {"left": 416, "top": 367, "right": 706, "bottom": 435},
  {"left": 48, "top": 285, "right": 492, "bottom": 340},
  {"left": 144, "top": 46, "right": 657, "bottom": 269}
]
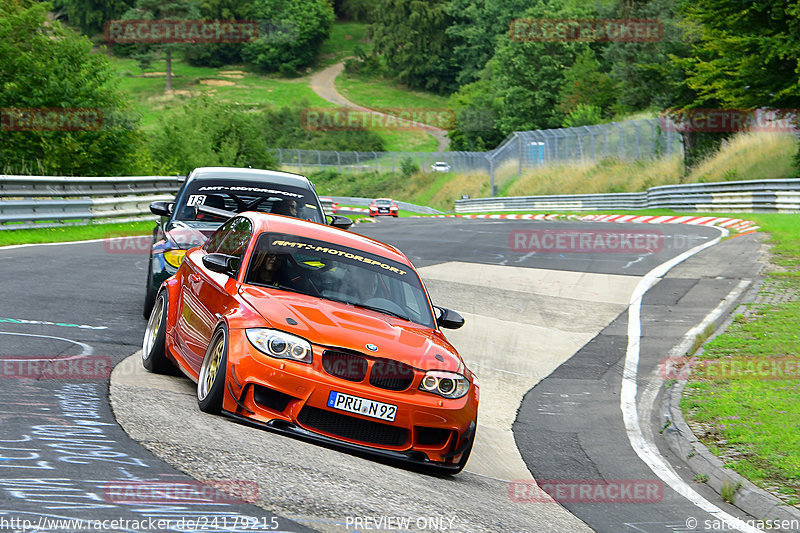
[{"left": 221, "top": 328, "right": 478, "bottom": 469}]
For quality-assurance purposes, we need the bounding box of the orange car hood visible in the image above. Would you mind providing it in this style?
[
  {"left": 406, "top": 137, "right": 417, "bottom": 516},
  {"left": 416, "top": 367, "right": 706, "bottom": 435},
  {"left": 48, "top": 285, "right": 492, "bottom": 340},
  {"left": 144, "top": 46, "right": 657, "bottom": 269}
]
[{"left": 240, "top": 286, "right": 463, "bottom": 372}]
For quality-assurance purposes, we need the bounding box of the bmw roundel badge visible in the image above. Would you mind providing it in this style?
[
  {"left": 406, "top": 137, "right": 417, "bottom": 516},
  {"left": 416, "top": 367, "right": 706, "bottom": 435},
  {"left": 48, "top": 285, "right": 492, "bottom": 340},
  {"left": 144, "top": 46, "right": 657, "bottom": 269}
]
[{"left": 366, "top": 343, "right": 378, "bottom": 352}]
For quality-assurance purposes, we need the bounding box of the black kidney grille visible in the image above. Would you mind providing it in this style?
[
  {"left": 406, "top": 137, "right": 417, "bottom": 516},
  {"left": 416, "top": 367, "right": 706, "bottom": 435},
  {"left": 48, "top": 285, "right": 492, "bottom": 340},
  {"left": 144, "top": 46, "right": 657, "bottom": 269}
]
[
  {"left": 322, "top": 351, "right": 368, "bottom": 382},
  {"left": 298, "top": 406, "right": 408, "bottom": 447},
  {"left": 369, "top": 359, "right": 416, "bottom": 391}
]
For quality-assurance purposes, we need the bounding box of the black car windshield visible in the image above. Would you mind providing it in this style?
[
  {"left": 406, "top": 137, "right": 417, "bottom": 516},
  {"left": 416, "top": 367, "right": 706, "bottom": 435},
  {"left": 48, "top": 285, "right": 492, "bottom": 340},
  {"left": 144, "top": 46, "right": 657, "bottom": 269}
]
[
  {"left": 376, "top": 199, "right": 392, "bottom": 206},
  {"left": 174, "top": 180, "right": 324, "bottom": 224},
  {"left": 245, "top": 233, "right": 435, "bottom": 328}
]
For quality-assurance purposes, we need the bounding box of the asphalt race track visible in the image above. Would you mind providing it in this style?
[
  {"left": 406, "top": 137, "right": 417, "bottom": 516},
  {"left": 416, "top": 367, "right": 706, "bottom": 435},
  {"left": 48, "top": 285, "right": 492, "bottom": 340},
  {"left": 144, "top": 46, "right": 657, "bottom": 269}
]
[{"left": 0, "top": 217, "right": 766, "bottom": 533}]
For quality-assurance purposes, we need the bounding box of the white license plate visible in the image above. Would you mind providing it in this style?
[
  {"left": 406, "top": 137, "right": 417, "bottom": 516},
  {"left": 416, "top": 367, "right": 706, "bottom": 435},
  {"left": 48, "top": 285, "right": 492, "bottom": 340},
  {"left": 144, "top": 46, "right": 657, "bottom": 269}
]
[{"left": 327, "top": 391, "right": 397, "bottom": 422}]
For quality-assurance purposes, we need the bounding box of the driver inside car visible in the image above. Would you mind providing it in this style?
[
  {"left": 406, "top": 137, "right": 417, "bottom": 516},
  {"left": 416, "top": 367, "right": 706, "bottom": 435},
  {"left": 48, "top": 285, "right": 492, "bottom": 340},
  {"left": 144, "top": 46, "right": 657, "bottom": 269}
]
[{"left": 251, "top": 251, "right": 313, "bottom": 294}]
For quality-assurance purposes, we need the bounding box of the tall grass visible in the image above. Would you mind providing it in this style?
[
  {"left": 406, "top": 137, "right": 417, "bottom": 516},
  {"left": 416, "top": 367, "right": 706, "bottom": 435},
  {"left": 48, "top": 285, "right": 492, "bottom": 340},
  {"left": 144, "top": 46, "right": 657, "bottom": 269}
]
[
  {"left": 688, "top": 132, "right": 797, "bottom": 183},
  {"left": 502, "top": 131, "right": 796, "bottom": 197}
]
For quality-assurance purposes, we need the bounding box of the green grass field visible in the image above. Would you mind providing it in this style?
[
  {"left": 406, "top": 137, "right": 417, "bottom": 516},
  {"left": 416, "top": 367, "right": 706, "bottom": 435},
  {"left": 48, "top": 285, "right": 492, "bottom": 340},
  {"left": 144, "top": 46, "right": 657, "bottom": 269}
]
[
  {"left": 0, "top": 221, "right": 155, "bottom": 247},
  {"left": 336, "top": 73, "right": 451, "bottom": 120},
  {"left": 107, "top": 22, "right": 445, "bottom": 151},
  {"left": 317, "top": 22, "right": 371, "bottom": 67},
  {"left": 110, "top": 56, "right": 333, "bottom": 131},
  {"left": 678, "top": 212, "right": 800, "bottom": 505}
]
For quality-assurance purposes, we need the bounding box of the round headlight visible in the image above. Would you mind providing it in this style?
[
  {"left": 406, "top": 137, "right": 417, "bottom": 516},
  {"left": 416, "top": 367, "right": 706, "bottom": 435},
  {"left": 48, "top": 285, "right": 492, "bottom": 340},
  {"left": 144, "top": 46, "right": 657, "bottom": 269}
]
[
  {"left": 422, "top": 375, "right": 438, "bottom": 391},
  {"left": 438, "top": 378, "right": 456, "bottom": 395},
  {"left": 290, "top": 344, "right": 307, "bottom": 360},
  {"left": 419, "top": 370, "right": 470, "bottom": 399},
  {"left": 268, "top": 337, "right": 288, "bottom": 355}
]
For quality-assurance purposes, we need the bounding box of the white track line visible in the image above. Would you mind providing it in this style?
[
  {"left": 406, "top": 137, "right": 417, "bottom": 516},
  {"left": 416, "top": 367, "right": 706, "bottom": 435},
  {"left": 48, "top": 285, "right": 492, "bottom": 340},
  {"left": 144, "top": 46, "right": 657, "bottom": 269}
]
[{"left": 621, "top": 227, "right": 761, "bottom": 533}]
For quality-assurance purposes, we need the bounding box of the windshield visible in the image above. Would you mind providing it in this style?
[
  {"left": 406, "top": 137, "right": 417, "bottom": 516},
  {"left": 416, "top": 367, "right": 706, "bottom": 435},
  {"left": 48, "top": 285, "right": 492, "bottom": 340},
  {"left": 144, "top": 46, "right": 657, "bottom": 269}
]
[
  {"left": 376, "top": 199, "right": 392, "bottom": 206},
  {"left": 173, "top": 180, "right": 324, "bottom": 224},
  {"left": 245, "top": 233, "right": 435, "bottom": 328}
]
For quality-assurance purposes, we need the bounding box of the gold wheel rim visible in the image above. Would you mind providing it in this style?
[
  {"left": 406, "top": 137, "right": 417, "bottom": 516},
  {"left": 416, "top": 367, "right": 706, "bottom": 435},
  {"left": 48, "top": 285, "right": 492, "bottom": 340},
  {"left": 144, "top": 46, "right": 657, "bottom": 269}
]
[
  {"left": 199, "top": 334, "right": 224, "bottom": 400},
  {"left": 143, "top": 296, "right": 164, "bottom": 358}
]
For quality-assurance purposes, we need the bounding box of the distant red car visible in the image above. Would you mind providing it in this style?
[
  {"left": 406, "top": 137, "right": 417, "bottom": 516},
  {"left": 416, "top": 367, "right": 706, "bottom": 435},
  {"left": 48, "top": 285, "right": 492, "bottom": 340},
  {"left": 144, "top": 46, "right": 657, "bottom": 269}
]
[
  {"left": 142, "top": 212, "right": 478, "bottom": 473},
  {"left": 369, "top": 198, "right": 398, "bottom": 217}
]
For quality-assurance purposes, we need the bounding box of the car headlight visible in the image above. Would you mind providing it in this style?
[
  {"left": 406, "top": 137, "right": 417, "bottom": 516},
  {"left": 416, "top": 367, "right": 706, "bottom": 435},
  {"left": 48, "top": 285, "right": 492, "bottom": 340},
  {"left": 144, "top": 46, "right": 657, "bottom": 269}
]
[
  {"left": 163, "top": 250, "right": 187, "bottom": 269},
  {"left": 246, "top": 329, "right": 312, "bottom": 364},
  {"left": 419, "top": 370, "right": 470, "bottom": 399}
]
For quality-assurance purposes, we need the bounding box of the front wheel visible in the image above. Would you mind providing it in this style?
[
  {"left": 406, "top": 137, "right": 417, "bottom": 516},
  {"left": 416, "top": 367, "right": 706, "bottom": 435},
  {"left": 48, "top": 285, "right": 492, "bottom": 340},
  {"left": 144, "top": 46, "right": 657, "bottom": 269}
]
[
  {"left": 142, "top": 290, "right": 171, "bottom": 373},
  {"left": 197, "top": 326, "right": 228, "bottom": 414}
]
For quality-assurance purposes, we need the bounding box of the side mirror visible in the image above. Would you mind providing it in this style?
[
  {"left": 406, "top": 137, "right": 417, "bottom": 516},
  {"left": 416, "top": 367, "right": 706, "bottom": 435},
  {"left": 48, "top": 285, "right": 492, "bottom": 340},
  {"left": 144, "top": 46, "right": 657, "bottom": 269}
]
[
  {"left": 434, "top": 306, "right": 465, "bottom": 330},
  {"left": 150, "top": 201, "right": 173, "bottom": 217},
  {"left": 328, "top": 215, "right": 353, "bottom": 230},
  {"left": 202, "top": 253, "right": 238, "bottom": 276}
]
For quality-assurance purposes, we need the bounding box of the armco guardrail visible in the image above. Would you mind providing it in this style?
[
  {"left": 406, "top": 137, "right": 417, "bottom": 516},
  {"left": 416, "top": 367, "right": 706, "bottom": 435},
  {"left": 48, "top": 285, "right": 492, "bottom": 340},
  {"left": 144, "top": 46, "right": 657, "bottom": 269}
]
[
  {"left": 0, "top": 176, "right": 442, "bottom": 230},
  {"left": 455, "top": 178, "right": 800, "bottom": 213},
  {"left": 0, "top": 175, "right": 182, "bottom": 230}
]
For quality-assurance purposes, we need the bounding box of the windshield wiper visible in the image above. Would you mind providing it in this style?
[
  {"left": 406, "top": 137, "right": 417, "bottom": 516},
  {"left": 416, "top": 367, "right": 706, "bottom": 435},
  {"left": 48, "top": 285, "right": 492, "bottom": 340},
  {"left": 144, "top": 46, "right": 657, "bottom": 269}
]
[
  {"left": 351, "top": 303, "right": 411, "bottom": 322},
  {"left": 322, "top": 296, "right": 411, "bottom": 321}
]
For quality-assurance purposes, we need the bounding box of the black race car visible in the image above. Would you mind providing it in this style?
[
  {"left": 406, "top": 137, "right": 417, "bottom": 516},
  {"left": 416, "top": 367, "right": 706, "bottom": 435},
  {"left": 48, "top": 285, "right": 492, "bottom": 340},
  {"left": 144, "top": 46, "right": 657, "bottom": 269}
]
[{"left": 143, "top": 167, "right": 351, "bottom": 317}]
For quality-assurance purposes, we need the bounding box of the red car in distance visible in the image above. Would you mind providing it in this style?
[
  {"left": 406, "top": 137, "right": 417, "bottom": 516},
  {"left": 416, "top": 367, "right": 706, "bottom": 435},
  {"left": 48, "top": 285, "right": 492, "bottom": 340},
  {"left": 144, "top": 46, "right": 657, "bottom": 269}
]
[
  {"left": 142, "top": 212, "right": 478, "bottom": 473},
  {"left": 369, "top": 198, "right": 399, "bottom": 217}
]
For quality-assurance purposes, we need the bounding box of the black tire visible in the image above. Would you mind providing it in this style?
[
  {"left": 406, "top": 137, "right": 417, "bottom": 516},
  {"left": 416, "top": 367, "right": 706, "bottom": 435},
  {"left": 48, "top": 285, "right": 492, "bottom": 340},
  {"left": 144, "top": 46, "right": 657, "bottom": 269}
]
[
  {"left": 143, "top": 260, "right": 155, "bottom": 319},
  {"left": 142, "top": 290, "right": 171, "bottom": 373},
  {"left": 197, "top": 326, "right": 228, "bottom": 414}
]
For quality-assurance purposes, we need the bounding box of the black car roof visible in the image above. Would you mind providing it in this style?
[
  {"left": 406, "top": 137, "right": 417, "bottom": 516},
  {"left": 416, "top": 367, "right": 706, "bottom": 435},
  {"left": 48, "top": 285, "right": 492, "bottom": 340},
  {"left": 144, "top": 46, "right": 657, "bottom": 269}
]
[{"left": 187, "top": 167, "right": 313, "bottom": 190}]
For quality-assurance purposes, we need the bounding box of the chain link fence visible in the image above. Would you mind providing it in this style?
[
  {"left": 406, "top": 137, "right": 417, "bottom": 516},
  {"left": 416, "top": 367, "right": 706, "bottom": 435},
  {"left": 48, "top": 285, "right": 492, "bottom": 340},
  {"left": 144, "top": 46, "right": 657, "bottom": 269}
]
[{"left": 272, "top": 118, "right": 684, "bottom": 194}]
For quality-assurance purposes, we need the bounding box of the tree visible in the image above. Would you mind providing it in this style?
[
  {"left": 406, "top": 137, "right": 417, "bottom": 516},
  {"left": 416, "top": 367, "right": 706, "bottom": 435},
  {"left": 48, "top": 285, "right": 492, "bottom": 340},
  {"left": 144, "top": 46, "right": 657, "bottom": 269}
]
[
  {"left": 557, "top": 50, "right": 617, "bottom": 117},
  {"left": 444, "top": 0, "right": 530, "bottom": 87},
  {"left": 447, "top": 71, "right": 505, "bottom": 152},
  {"left": 148, "top": 96, "right": 276, "bottom": 175},
  {"left": 122, "top": 0, "right": 201, "bottom": 92},
  {"left": 370, "top": 0, "right": 456, "bottom": 93},
  {"left": 603, "top": 0, "right": 691, "bottom": 114},
  {"left": 52, "top": 0, "right": 134, "bottom": 36},
  {"left": 183, "top": 0, "right": 255, "bottom": 68},
  {"left": 490, "top": 1, "right": 595, "bottom": 133},
  {"left": 671, "top": 0, "right": 800, "bottom": 171},
  {"left": 676, "top": 0, "right": 800, "bottom": 109},
  {"left": 242, "top": 0, "right": 334, "bottom": 75},
  {"left": 0, "top": 1, "right": 149, "bottom": 176}
]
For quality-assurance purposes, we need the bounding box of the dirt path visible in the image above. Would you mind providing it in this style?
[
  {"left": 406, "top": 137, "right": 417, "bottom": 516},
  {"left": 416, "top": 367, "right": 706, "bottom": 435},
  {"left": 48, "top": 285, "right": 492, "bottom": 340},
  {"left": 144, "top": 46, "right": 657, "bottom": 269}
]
[{"left": 309, "top": 61, "right": 450, "bottom": 152}]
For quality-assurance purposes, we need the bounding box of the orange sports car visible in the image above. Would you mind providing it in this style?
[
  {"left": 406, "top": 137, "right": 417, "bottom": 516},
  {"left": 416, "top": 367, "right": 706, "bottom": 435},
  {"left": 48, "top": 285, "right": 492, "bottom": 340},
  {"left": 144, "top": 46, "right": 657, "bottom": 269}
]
[{"left": 142, "top": 211, "right": 478, "bottom": 473}]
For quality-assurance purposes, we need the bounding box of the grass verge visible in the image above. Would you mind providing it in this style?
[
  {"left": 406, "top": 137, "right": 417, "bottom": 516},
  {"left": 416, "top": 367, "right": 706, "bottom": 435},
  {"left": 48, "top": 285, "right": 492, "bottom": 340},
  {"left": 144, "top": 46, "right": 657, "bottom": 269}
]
[
  {"left": 680, "top": 212, "right": 800, "bottom": 507},
  {"left": 0, "top": 221, "right": 154, "bottom": 247}
]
